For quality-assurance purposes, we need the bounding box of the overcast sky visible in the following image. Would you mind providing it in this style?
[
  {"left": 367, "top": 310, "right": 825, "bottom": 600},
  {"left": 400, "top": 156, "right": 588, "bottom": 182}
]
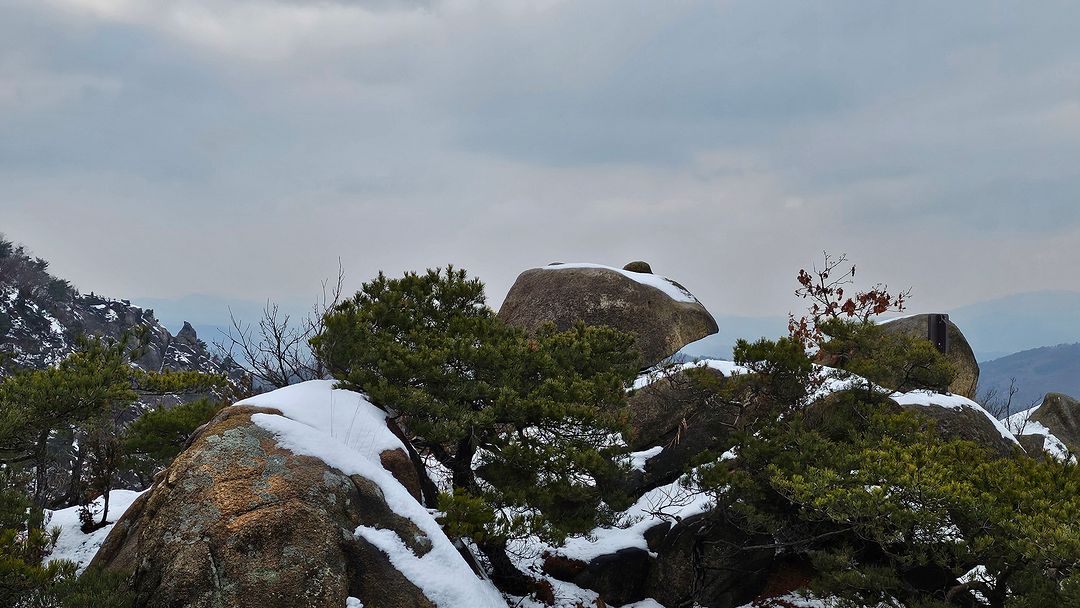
[{"left": 3, "top": 0, "right": 1080, "bottom": 317}]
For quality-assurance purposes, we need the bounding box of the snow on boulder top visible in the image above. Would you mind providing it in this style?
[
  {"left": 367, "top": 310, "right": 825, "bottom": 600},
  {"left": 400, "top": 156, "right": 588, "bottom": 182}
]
[
  {"left": 632, "top": 358, "right": 751, "bottom": 390},
  {"left": 235, "top": 381, "right": 507, "bottom": 608},
  {"left": 235, "top": 380, "right": 404, "bottom": 458},
  {"left": 890, "top": 390, "right": 1019, "bottom": 445},
  {"left": 542, "top": 262, "right": 698, "bottom": 303},
  {"left": 500, "top": 262, "right": 718, "bottom": 368},
  {"left": 1006, "top": 395, "right": 1080, "bottom": 461}
]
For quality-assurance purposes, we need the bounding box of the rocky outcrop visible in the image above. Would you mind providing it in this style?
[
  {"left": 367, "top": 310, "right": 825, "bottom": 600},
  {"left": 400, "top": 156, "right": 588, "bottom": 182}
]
[
  {"left": 541, "top": 549, "right": 654, "bottom": 606},
  {"left": 807, "top": 390, "right": 1018, "bottom": 457},
  {"left": 627, "top": 366, "right": 740, "bottom": 490},
  {"left": 0, "top": 237, "right": 242, "bottom": 384},
  {"left": 880, "top": 314, "right": 979, "bottom": 399},
  {"left": 0, "top": 246, "right": 237, "bottom": 381},
  {"left": 498, "top": 262, "right": 718, "bottom": 367},
  {"left": 573, "top": 548, "right": 653, "bottom": 606},
  {"left": 1028, "top": 392, "right": 1080, "bottom": 454},
  {"left": 899, "top": 402, "right": 1015, "bottom": 456},
  {"left": 92, "top": 405, "right": 437, "bottom": 608},
  {"left": 645, "top": 513, "right": 773, "bottom": 608}
]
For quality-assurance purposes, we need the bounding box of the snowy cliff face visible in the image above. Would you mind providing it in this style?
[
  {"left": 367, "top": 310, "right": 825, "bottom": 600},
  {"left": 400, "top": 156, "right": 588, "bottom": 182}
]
[
  {"left": 0, "top": 240, "right": 238, "bottom": 381},
  {"left": 0, "top": 286, "right": 231, "bottom": 380}
]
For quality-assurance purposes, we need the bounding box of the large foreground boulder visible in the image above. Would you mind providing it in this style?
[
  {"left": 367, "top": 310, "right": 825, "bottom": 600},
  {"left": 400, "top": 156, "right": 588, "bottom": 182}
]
[
  {"left": 92, "top": 382, "right": 504, "bottom": 608},
  {"left": 498, "top": 262, "right": 718, "bottom": 367},
  {"left": 880, "top": 314, "right": 979, "bottom": 399},
  {"left": 92, "top": 406, "right": 433, "bottom": 608}
]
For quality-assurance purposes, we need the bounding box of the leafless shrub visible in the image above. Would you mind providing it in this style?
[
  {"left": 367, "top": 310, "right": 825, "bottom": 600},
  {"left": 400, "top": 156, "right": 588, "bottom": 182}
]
[{"left": 214, "top": 262, "right": 344, "bottom": 389}]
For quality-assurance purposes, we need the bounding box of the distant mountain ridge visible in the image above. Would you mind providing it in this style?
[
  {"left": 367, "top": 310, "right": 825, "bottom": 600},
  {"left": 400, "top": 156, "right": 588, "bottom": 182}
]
[
  {"left": 947, "top": 291, "right": 1080, "bottom": 361},
  {"left": 676, "top": 290, "right": 1080, "bottom": 363},
  {"left": 977, "top": 343, "right": 1080, "bottom": 415},
  {"left": 0, "top": 237, "right": 240, "bottom": 383}
]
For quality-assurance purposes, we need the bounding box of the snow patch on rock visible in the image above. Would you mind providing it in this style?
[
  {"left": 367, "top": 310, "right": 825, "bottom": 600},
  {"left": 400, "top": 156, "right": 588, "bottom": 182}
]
[
  {"left": 556, "top": 472, "right": 712, "bottom": 562},
  {"left": 237, "top": 380, "right": 405, "bottom": 458},
  {"left": 627, "top": 446, "right": 664, "bottom": 472},
  {"left": 1006, "top": 403, "right": 1075, "bottom": 462},
  {"left": 241, "top": 381, "right": 506, "bottom": 608},
  {"left": 632, "top": 358, "right": 751, "bottom": 390},
  {"left": 891, "top": 390, "right": 1019, "bottom": 444},
  {"left": 542, "top": 262, "right": 699, "bottom": 303}
]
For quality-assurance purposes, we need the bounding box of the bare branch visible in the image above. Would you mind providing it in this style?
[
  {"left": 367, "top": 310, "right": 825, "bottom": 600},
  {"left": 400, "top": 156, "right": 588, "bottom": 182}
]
[{"left": 213, "top": 263, "right": 346, "bottom": 389}]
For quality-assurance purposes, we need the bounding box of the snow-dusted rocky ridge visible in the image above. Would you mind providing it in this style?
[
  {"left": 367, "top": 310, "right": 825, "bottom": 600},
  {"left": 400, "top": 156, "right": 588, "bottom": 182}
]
[
  {"left": 0, "top": 270, "right": 235, "bottom": 382},
  {"left": 0, "top": 237, "right": 239, "bottom": 381},
  {"left": 26, "top": 253, "right": 1067, "bottom": 608},
  {"left": 73, "top": 364, "right": 1018, "bottom": 608}
]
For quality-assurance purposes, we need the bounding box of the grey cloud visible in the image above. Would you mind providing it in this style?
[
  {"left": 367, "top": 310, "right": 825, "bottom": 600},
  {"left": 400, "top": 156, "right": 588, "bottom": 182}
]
[{"left": 2, "top": 0, "right": 1080, "bottom": 318}]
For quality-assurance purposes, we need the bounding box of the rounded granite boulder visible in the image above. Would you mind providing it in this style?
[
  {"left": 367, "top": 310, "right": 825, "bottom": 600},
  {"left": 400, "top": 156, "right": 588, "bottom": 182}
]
[
  {"left": 90, "top": 406, "right": 437, "bottom": 608},
  {"left": 1029, "top": 392, "right": 1080, "bottom": 454},
  {"left": 880, "top": 314, "right": 980, "bottom": 399},
  {"left": 497, "top": 262, "right": 718, "bottom": 368}
]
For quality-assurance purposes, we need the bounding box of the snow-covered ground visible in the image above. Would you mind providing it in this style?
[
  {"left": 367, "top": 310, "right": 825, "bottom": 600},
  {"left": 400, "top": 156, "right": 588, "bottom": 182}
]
[{"left": 44, "top": 489, "right": 146, "bottom": 573}]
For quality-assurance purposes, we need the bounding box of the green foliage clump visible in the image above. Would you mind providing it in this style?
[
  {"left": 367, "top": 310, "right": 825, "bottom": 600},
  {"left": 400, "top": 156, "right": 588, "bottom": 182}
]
[
  {"left": 0, "top": 235, "right": 74, "bottom": 310},
  {"left": 312, "top": 266, "right": 642, "bottom": 546},
  {"left": 0, "top": 336, "right": 137, "bottom": 464},
  {"left": 816, "top": 317, "right": 955, "bottom": 396},
  {"left": 696, "top": 325, "right": 1080, "bottom": 608},
  {"left": 49, "top": 567, "right": 134, "bottom": 608},
  {"left": 0, "top": 470, "right": 68, "bottom": 605},
  {"left": 0, "top": 333, "right": 225, "bottom": 520},
  {"left": 123, "top": 398, "right": 224, "bottom": 478}
]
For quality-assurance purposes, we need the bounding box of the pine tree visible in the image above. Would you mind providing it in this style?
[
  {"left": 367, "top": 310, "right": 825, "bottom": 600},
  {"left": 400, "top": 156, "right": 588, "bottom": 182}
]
[
  {"left": 312, "top": 266, "right": 641, "bottom": 592},
  {"left": 123, "top": 398, "right": 224, "bottom": 480},
  {"left": 0, "top": 334, "right": 225, "bottom": 520}
]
